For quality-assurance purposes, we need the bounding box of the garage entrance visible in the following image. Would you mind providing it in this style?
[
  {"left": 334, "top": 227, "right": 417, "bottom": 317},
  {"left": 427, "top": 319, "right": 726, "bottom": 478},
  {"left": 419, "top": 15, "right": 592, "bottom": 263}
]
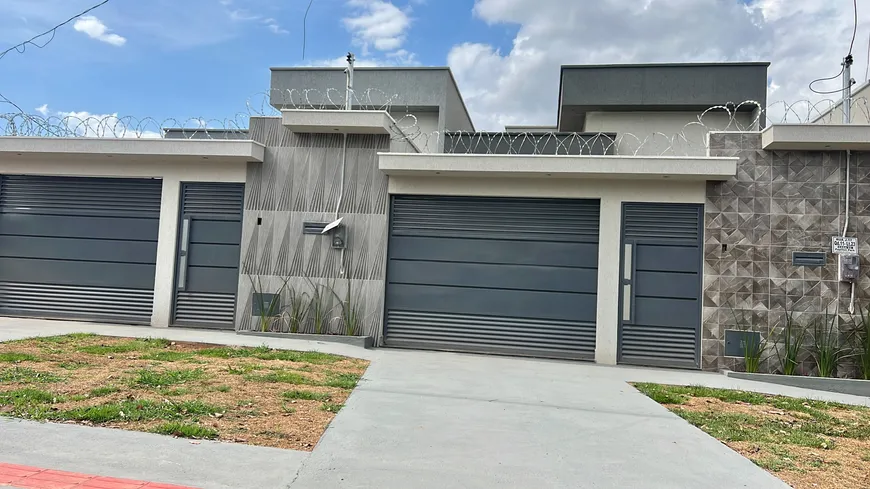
[
  {"left": 384, "top": 195, "right": 600, "bottom": 360},
  {"left": 0, "top": 175, "right": 161, "bottom": 324},
  {"left": 618, "top": 203, "right": 703, "bottom": 368}
]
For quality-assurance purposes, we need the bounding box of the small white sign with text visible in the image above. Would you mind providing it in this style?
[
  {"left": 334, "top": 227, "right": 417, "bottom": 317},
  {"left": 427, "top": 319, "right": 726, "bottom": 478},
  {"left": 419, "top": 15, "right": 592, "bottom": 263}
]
[{"left": 831, "top": 236, "right": 858, "bottom": 255}]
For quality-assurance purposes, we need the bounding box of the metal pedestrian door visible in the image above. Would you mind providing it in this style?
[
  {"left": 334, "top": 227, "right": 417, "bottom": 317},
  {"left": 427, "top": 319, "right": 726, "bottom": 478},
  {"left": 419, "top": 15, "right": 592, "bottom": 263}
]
[
  {"left": 172, "top": 183, "right": 244, "bottom": 329},
  {"left": 618, "top": 203, "right": 703, "bottom": 369}
]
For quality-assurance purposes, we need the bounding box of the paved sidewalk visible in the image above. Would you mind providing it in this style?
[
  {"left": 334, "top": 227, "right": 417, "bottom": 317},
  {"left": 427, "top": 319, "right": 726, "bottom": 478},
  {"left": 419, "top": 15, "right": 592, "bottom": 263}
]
[
  {"left": 3, "top": 317, "right": 867, "bottom": 488},
  {"left": 0, "top": 463, "right": 196, "bottom": 489}
]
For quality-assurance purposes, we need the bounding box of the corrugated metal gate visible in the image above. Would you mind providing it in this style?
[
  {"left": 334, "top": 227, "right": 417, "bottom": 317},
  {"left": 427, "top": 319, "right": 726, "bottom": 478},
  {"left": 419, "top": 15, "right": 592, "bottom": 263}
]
[
  {"left": 618, "top": 203, "right": 703, "bottom": 368},
  {"left": 172, "top": 183, "right": 244, "bottom": 329},
  {"left": 0, "top": 175, "right": 161, "bottom": 323},
  {"left": 384, "top": 195, "right": 600, "bottom": 360}
]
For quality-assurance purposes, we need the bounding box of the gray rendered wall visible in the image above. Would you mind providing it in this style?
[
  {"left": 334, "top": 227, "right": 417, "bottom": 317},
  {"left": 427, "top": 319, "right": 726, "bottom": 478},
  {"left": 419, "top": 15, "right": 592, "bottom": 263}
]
[
  {"left": 236, "top": 117, "right": 390, "bottom": 339},
  {"left": 705, "top": 133, "right": 869, "bottom": 374}
]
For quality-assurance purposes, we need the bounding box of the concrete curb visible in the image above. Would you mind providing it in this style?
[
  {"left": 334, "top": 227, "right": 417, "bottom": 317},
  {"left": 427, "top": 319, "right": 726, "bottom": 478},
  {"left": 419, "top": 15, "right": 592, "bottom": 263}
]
[
  {"left": 723, "top": 370, "right": 870, "bottom": 397},
  {"left": 237, "top": 331, "right": 374, "bottom": 349}
]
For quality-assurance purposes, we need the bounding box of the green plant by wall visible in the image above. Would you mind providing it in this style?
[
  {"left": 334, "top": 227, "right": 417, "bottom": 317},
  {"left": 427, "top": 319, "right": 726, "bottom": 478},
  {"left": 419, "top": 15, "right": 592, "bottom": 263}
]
[
  {"left": 283, "top": 287, "right": 311, "bottom": 334},
  {"left": 249, "top": 276, "right": 289, "bottom": 333},
  {"left": 306, "top": 277, "right": 337, "bottom": 335},
  {"left": 730, "top": 306, "right": 767, "bottom": 373},
  {"left": 774, "top": 305, "right": 806, "bottom": 376},
  {"left": 810, "top": 305, "right": 850, "bottom": 378},
  {"left": 340, "top": 282, "right": 363, "bottom": 336},
  {"left": 854, "top": 303, "right": 870, "bottom": 380}
]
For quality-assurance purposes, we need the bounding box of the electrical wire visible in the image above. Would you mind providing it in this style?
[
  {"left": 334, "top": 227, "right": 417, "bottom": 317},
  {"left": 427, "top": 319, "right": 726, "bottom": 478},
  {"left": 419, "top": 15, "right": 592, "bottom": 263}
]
[
  {"left": 849, "top": 0, "right": 858, "bottom": 56},
  {"left": 809, "top": 0, "right": 859, "bottom": 95},
  {"left": 0, "top": 0, "right": 112, "bottom": 61},
  {"left": 302, "top": 0, "right": 315, "bottom": 59}
]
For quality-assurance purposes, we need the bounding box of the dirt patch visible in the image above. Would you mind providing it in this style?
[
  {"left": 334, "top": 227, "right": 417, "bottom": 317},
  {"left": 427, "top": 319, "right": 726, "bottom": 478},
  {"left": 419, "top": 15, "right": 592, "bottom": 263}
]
[
  {"left": 658, "top": 394, "right": 870, "bottom": 489},
  {"left": 0, "top": 335, "right": 369, "bottom": 451}
]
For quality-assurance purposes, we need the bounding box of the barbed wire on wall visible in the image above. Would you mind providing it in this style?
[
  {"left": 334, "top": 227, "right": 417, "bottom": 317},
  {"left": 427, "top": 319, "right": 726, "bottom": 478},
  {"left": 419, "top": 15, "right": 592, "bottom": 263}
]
[{"left": 3, "top": 90, "right": 870, "bottom": 157}]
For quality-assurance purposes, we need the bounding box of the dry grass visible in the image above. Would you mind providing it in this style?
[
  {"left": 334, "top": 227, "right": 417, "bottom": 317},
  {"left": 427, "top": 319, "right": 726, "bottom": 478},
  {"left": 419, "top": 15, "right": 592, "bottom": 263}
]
[
  {"left": 0, "top": 334, "right": 369, "bottom": 451},
  {"left": 634, "top": 383, "right": 870, "bottom": 489}
]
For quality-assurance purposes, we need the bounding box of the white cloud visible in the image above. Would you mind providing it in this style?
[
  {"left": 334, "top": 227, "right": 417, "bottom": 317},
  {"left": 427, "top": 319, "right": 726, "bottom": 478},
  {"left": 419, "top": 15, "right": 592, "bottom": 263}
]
[
  {"left": 35, "top": 104, "right": 49, "bottom": 116},
  {"left": 73, "top": 15, "right": 126, "bottom": 46},
  {"left": 343, "top": 0, "right": 411, "bottom": 52},
  {"left": 263, "top": 18, "right": 288, "bottom": 35},
  {"left": 448, "top": 0, "right": 865, "bottom": 130}
]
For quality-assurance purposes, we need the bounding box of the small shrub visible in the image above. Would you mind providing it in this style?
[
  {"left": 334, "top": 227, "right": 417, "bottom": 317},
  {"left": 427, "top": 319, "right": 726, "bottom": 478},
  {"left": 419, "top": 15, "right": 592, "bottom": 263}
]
[
  {"left": 775, "top": 306, "right": 807, "bottom": 375},
  {"left": 0, "top": 352, "right": 38, "bottom": 363},
  {"left": 215, "top": 385, "right": 232, "bottom": 393},
  {"left": 307, "top": 278, "right": 337, "bottom": 335},
  {"left": 282, "top": 389, "right": 330, "bottom": 401},
  {"left": 810, "top": 307, "right": 850, "bottom": 378},
  {"left": 283, "top": 287, "right": 311, "bottom": 334},
  {"left": 133, "top": 368, "right": 205, "bottom": 387},
  {"left": 853, "top": 303, "right": 870, "bottom": 380},
  {"left": 730, "top": 306, "right": 767, "bottom": 373},
  {"left": 152, "top": 422, "right": 218, "bottom": 439}
]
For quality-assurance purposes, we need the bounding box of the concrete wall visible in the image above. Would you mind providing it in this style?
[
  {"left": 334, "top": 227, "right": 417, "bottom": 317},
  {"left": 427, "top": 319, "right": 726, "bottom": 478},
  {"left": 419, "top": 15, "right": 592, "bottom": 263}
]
[
  {"left": 389, "top": 109, "right": 439, "bottom": 152},
  {"left": 238, "top": 117, "right": 390, "bottom": 339},
  {"left": 388, "top": 175, "right": 707, "bottom": 364},
  {"left": 812, "top": 82, "right": 870, "bottom": 125},
  {"left": 559, "top": 63, "right": 769, "bottom": 130},
  {"left": 584, "top": 111, "right": 754, "bottom": 156},
  {"left": 705, "top": 132, "right": 869, "bottom": 375},
  {"left": 0, "top": 156, "right": 248, "bottom": 328},
  {"left": 269, "top": 67, "right": 474, "bottom": 134}
]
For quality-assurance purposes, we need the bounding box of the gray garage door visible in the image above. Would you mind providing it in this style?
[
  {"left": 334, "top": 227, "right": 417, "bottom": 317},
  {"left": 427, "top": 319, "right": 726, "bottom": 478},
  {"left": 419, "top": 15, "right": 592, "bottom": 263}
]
[
  {"left": 172, "top": 183, "right": 244, "bottom": 329},
  {"left": 0, "top": 175, "right": 161, "bottom": 323},
  {"left": 618, "top": 203, "right": 703, "bottom": 369},
  {"left": 385, "top": 195, "right": 600, "bottom": 360}
]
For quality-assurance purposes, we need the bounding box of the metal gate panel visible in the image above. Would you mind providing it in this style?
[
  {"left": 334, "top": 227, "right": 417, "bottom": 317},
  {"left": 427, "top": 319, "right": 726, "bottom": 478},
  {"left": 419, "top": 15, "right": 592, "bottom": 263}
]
[
  {"left": 385, "top": 195, "right": 600, "bottom": 360},
  {"left": 0, "top": 175, "right": 161, "bottom": 323},
  {"left": 172, "top": 183, "right": 244, "bottom": 329},
  {"left": 619, "top": 203, "right": 702, "bottom": 368}
]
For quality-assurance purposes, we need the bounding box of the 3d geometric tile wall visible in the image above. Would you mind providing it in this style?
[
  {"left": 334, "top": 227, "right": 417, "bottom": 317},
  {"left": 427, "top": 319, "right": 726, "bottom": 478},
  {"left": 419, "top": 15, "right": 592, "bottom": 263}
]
[
  {"left": 236, "top": 117, "right": 390, "bottom": 337},
  {"left": 705, "top": 132, "right": 870, "bottom": 374}
]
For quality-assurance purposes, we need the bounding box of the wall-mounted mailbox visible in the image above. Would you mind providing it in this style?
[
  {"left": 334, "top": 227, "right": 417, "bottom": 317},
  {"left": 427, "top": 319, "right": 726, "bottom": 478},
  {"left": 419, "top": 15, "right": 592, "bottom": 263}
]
[
  {"left": 724, "top": 329, "right": 763, "bottom": 357},
  {"left": 303, "top": 222, "right": 329, "bottom": 234},
  {"left": 791, "top": 251, "right": 826, "bottom": 267}
]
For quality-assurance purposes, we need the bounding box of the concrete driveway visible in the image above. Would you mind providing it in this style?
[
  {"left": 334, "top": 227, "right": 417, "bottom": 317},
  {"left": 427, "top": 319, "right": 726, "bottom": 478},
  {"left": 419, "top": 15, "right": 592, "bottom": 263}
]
[
  {"left": 6, "top": 318, "right": 865, "bottom": 488},
  {"left": 290, "top": 349, "right": 791, "bottom": 489}
]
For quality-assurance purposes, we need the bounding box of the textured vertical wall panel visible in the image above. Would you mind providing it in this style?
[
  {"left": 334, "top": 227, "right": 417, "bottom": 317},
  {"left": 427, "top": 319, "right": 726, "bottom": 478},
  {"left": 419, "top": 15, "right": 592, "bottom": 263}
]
[
  {"left": 705, "top": 132, "right": 867, "bottom": 375},
  {"left": 237, "top": 118, "right": 391, "bottom": 339}
]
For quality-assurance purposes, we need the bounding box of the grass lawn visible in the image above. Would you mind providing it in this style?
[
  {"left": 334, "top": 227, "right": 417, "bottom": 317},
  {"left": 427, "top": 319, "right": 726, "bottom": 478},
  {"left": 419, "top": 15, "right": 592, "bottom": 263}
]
[
  {"left": 0, "top": 334, "right": 369, "bottom": 451},
  {"left": 634, "top": 383, "right": 870, "bottom": 489}
]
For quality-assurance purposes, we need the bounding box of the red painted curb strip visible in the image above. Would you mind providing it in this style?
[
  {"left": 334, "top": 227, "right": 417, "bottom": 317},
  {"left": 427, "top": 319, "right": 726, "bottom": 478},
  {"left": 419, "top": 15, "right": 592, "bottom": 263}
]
[{"left": 0, "top": 463, "right": 199, "bottom": 489}]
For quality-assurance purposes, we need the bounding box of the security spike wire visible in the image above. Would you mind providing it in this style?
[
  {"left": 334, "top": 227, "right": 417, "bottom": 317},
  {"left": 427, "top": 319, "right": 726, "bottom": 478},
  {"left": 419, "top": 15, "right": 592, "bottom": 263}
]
[{"left": 4, "top": 93, "right": 870, "bottom": 153}]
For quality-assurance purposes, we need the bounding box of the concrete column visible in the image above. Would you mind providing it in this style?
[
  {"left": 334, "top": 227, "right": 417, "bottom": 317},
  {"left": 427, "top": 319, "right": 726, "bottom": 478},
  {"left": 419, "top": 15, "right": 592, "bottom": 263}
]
[
  {"left": 151, "top": 178, "right": 181, "bottom": 328},
  {"left": 594, "top": 196, "right": 622, "bottom": 365}
]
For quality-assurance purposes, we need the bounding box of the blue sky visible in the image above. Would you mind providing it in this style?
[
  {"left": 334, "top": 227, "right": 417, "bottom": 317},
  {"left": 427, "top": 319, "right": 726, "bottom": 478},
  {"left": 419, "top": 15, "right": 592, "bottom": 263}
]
[
  {"left": 0, "top": 0, "right": 864, "bottom": 130},
  {"left": 0, "top": 0, "right": 516, "bottom": 124}
]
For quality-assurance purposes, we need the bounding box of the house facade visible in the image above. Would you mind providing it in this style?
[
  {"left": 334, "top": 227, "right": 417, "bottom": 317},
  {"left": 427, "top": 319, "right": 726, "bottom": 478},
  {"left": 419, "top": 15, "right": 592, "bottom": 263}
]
[{"left": 0, "top": 60, "right": 864, "bottom": 373}]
